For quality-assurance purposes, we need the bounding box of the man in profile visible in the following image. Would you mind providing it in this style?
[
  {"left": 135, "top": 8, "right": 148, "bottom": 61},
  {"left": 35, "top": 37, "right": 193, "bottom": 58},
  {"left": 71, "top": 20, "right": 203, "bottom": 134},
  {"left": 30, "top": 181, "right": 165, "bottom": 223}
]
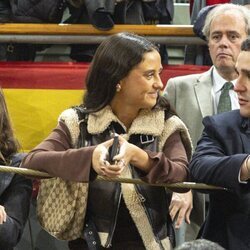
[
  {"left": 163, "top": 3, "right": 250, "bottom": 244},
  {"left": 189, "top": 36, "right": 250, "bottom": 250}
]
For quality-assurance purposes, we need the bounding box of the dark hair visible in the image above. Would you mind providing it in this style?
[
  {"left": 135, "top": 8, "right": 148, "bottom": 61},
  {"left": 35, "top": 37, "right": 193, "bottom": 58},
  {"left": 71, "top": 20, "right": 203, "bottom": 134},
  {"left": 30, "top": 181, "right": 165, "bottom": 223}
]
[
  {"left": 241, "top": 37, "right": 250, "bottom": 51},
  {"left": 83, "top": 32, "right": 160, "bottom": 113},
  {"left": 175, "top": 239, "right": 225, "bottom": 250},
  {"left": 0, "top": 89, "right": 19, "bottom": 164},
  {"left": 193, "top": 4, "right": 217, "bottom": 41}
]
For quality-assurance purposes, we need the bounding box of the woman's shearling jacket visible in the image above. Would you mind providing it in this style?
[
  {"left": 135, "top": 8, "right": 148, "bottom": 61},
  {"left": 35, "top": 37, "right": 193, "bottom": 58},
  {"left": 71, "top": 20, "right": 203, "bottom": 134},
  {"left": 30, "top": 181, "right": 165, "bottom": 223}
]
[{"left": 59, "top": 105, "right": 192, "bottom": 250}]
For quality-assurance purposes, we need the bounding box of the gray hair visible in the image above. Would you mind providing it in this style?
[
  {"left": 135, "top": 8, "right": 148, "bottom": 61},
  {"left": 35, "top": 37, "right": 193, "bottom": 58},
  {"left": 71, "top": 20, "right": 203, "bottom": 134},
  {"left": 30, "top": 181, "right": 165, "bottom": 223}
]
[{"left": 202, "top": 4, "right": 250, "bottom": 40}]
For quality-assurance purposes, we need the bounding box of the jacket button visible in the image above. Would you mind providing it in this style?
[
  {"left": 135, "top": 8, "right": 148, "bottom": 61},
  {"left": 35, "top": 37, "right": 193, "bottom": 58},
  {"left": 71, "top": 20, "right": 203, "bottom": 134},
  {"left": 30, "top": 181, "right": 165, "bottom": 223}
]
[
  {"left": 89, "top": 231, "right": 93, "bottom": 235},
  {"left": 138, "top": 194, "right": 146, "bottom": 202},
  {"left": 93, "top": 241, "right": 96, "bottom": 245},
  {"left": 85, "top": 224, "right": 88, "bottom": 227}
]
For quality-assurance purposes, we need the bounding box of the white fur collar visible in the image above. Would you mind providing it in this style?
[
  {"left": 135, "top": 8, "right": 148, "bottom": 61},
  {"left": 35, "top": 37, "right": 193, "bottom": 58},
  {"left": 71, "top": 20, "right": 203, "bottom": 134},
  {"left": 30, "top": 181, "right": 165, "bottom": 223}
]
[{"left": 87, "top": 105, "right": 165, "bottom": 137}]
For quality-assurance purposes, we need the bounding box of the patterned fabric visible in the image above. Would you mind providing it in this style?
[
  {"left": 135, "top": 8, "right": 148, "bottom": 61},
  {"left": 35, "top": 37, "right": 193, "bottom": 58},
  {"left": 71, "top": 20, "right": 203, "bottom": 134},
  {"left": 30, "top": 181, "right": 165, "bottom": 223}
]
[
  {"left": 217, "top": 82, "right": 233, "bottom": 114},
  {"left": 37, "top": 108, "right": 88, "bottom": 241},
  {"left": 37, "top": 178, "right": 88, "bottom": 240}
]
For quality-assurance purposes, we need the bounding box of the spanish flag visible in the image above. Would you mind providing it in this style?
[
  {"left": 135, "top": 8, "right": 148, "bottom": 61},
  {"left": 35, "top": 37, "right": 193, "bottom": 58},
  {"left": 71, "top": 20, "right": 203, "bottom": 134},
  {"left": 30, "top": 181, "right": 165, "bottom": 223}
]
[
  {"left": 1, "top": 62, "right": 88, "bottom": 152},
  {"left": 0, "top": 62, "right": 209, "bottom": 152}
]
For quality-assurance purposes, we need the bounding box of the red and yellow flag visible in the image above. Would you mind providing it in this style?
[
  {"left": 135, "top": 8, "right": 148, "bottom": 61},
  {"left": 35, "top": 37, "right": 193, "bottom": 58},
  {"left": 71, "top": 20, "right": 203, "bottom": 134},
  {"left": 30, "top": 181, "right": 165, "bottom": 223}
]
[{"left": 0, "top": 62, "right": 209, "bottom": 152}]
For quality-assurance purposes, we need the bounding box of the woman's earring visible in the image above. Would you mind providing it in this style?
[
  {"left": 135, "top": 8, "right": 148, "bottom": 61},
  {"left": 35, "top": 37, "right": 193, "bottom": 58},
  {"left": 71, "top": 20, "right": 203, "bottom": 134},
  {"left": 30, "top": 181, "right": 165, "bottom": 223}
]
[{"left": 116, "top": 84, "right": 121, "bottom": 92}]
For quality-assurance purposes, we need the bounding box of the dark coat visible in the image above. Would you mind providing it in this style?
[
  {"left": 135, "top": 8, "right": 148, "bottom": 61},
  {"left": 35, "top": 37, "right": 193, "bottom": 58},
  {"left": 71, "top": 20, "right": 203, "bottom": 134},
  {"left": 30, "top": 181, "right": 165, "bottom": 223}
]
[
  {"left": 0, "top": 0, "right": 11, "bottom": 22},
  {"left": 0, "top": 0, "right": 174, "bottom": 62},
  {"left": 2, "top": 0, "right": 174, "bottom": 25},
  {"left": 190, "top": 110, "right": 250, "bottom": 250},
  {"left": 0, "top": 154, "right": 32, "bottom": 250},
  {"left": 6, "top": 0, "right": 66, "bottom": 23}
]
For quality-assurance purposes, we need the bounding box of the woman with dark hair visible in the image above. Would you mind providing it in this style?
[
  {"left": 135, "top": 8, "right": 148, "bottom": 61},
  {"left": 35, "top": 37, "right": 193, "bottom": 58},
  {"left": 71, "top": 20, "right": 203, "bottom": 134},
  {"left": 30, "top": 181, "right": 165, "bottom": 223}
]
[
  {"left": 0, "top": 90, "right": 19, "bottom": 159},
  {"left": 0, "top": 89, "right": 32, "bottom": 250},
  {"left": 22, "top": 32, "right": 192, "bottom": 250}
]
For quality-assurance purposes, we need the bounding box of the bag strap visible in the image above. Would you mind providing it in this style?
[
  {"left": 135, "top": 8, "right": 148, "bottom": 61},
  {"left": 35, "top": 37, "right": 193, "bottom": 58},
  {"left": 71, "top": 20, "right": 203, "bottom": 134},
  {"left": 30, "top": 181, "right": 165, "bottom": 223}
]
[
  {"left": 73, "top": 106, "right": 89, "bottom": 148},
  {"left": 83, "top": 218, "right": 102, "bottom": 250},
  {"left": 73, "top": 106, "right": 103, "bottom": 248}
]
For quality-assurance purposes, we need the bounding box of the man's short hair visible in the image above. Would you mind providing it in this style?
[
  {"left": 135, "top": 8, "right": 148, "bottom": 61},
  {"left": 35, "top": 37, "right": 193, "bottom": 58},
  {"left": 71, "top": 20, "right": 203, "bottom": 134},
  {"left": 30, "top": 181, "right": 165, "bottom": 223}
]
[{"left": 202, "top": 4, "right": 250, "bottom": 40}]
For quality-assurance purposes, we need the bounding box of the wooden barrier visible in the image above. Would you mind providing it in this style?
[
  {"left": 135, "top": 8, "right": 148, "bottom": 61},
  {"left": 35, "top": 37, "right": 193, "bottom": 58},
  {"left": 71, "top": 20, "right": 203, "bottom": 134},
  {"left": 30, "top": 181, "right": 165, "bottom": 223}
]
[
  {"left": 0, "top": 23, "right": 205, "bottom": 45},
  {"left": 0, "top": 24, "right": 194, "bottom": 36},
  {"left": 0, "top": 62, "right": 210, "bottom": 152}
]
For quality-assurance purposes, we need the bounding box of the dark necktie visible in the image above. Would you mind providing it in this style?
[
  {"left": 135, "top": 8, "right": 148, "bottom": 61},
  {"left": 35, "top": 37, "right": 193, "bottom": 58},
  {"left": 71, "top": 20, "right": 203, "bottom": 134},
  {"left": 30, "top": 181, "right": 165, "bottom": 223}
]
[{"left": 217, "top": 82, "right": 233, "bottom": 114}]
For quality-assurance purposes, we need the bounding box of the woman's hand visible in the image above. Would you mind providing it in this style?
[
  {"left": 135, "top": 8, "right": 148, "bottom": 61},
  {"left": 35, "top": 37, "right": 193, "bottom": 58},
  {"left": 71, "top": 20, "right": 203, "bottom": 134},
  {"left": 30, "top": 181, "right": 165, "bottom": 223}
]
[
  {"left": 169, "top": 191, "right": 193, "bottom": 229},
  {"left": 92, "top": 135, "right": 151, "bottom": 177},
  {"left": 0, "top": 205, "right": 7, "bottom": 224},
  {"left": 113, "top": 136, "right": 135, "bottom": 167},
  {"left": 114, "top": 136, "right": 151, "bottom": 172},
  {"left": 92, "top": 138, "right": 126, "bottom": 178}
]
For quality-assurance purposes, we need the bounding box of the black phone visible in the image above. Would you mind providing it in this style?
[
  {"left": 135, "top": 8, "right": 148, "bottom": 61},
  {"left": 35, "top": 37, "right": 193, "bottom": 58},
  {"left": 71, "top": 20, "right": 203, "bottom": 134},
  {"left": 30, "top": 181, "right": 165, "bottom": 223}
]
[{"left": 109, "top": 135, "right": 120, "bottom": 164}]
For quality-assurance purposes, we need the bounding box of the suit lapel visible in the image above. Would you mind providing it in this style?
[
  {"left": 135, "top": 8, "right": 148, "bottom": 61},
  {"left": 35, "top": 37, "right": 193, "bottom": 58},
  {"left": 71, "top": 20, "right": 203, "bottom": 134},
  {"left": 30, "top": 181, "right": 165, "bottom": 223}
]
[{"left": 194, "top": 68, "right": 214, "bottom": 118}]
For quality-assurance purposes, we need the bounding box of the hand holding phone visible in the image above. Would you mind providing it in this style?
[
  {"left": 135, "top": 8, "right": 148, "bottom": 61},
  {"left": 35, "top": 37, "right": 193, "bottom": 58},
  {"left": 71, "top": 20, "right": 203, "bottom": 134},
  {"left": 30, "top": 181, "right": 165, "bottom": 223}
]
[{"left": 108, "top": 135, "right": 120, "bottom": 164}]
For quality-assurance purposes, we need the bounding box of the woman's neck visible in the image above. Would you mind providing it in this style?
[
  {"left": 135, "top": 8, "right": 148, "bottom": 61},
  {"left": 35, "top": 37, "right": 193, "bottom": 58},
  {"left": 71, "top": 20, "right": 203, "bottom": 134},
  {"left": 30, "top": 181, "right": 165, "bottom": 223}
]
[{"left": 110, "top": 100, "right": 139, "bottom": 129}]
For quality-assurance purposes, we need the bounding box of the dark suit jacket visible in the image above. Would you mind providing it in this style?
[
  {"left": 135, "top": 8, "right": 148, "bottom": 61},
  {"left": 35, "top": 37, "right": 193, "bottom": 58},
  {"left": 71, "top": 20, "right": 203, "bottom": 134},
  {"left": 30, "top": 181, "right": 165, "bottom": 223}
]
[
  {"left": 190, "top": 110, "right": 250, "bottom": 250},
  {"left": 0, "top": 154, "right": 32, "bottom": 250}
]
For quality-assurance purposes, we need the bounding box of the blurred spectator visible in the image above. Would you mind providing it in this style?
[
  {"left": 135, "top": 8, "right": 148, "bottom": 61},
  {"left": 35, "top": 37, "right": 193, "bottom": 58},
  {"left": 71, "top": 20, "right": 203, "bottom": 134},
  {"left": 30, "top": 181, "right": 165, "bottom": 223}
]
[
  {"left": 0, "top": 89, "right": 32, "bottom": 250},
  {"left": 0, "top": 0, "right": 174, "bottom": 63}
]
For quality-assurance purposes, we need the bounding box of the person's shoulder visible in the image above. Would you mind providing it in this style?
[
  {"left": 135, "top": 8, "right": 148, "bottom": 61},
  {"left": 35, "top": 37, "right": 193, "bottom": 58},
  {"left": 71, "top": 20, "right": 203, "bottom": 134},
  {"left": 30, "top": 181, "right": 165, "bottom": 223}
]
[
  {"left": 211, "top": 109, "right": 240, "bottom": 121},
  {"left": 59, "top": 106, "right": 87, "bottom": 122},
  {"left": 165, "top": 114, "right": 187, "bottom": 127},
  {"left": 204, "top": 110, "right": 241, "bottom": 126},
  {"left": 58, "top": 107, "right": 87, "bottom": 145},
  {"left": 59, "top": 108, "right": 77, "bottom": 121},
  {"left": 167, "top": 68, "right": 212, "bottom": 85},
  {"left": 10, "top": 153, "right": 27, "bottom": 167}
]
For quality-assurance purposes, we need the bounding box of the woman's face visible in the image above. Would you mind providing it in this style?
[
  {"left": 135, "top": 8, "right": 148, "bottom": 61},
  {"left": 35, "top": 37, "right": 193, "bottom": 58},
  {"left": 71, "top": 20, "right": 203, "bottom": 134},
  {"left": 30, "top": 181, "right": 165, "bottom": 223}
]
[{"left": 118, "top": 49, "right": 163, "bottom": 110}]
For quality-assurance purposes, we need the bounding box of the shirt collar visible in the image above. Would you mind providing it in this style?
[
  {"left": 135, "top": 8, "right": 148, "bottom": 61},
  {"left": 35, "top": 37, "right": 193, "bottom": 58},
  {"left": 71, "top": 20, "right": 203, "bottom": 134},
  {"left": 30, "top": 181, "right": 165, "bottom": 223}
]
[{"left": 212, "top": 67, "right": 237, "bottom": 93}]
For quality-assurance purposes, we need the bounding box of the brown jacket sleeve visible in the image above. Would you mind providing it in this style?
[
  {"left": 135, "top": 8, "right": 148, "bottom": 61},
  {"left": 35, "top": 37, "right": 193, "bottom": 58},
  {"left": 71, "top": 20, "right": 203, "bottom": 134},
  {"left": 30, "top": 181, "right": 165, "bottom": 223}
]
[
  {"left": 21, "top": 121, "right": 96, "bottom": 182},
  {"left": 142, "top": 131, "right": 189, "bottom": 184},
  {"left": 22, "top": 121, "right": 188, "bottom": 184}
]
